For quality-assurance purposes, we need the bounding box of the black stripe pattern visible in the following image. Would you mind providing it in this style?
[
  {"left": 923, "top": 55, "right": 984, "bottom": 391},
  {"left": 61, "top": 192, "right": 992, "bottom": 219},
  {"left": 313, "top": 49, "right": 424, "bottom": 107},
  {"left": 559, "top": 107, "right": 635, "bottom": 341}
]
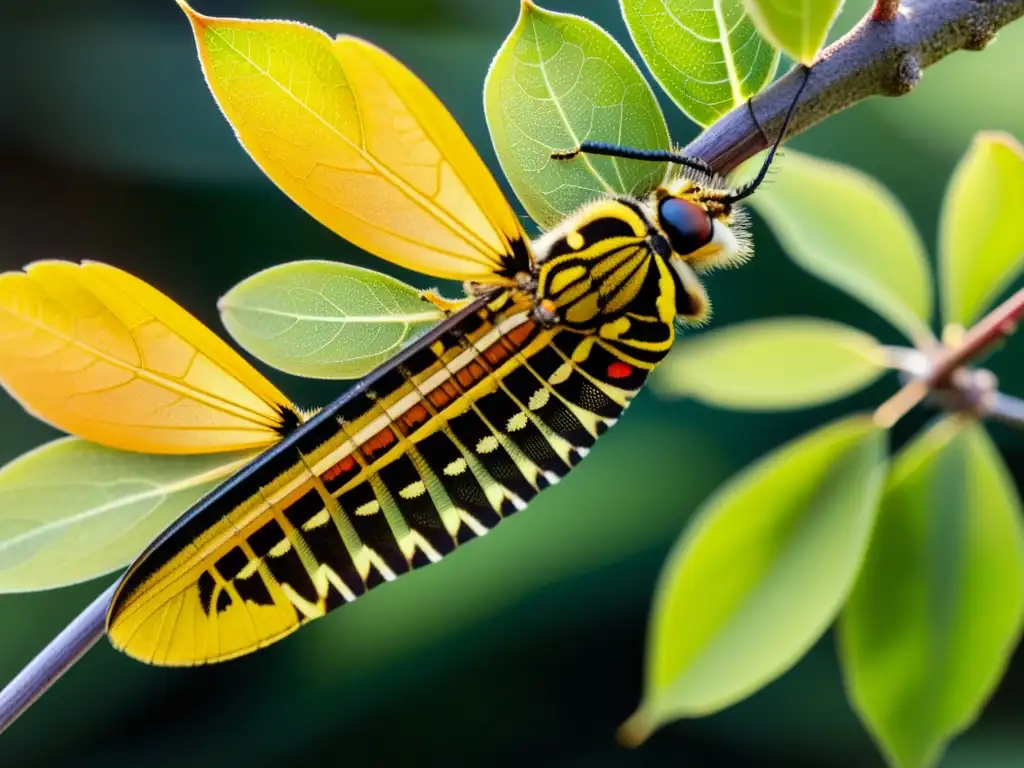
[{"left": 108, "top": 198, "right": 688, "bottom": 665}]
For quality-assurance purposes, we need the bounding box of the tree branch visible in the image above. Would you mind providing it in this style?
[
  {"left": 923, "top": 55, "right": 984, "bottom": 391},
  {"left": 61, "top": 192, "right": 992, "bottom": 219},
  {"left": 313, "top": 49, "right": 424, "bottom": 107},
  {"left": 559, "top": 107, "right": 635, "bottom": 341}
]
[
  {"left": 685, "top": 0, "right": 1024, "bottom": 176},
  {"left": 0, "top": 583, "right": 115, "bottom": 736}
]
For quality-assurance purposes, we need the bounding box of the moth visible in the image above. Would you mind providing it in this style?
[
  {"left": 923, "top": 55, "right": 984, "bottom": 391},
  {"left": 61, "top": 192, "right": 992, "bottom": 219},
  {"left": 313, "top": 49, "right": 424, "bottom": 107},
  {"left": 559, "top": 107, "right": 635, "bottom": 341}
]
[{"left": 0, "top": 2, "right": 805, "bottom": 665}]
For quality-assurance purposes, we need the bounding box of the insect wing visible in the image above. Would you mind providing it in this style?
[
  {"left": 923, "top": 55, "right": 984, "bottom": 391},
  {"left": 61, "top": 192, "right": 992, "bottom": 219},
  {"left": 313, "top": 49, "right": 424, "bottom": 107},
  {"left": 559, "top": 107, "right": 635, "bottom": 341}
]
[
  {"left": 0, "top": 261, "right": 298, "bottom": 454},
  {"left": 106, "top": 298, "right": 498, "bottom": 665},
  {"left": 180, "top": 3, "right": 532, "bottom": 283}
]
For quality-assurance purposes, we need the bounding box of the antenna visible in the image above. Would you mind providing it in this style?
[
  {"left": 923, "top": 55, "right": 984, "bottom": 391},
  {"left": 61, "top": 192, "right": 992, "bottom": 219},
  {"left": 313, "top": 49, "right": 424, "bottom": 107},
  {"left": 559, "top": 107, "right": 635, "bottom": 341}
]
[
  {"left": 551, "top": 64, "right": 812, "bottom": 205},
  {"left": 719, "top": 65, "right": 811, "bottom": 205}
]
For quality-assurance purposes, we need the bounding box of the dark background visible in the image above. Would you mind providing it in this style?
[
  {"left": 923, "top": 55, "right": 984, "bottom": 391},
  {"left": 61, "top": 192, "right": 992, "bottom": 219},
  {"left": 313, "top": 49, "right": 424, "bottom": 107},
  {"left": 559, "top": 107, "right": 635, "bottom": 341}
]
[{"left": 1, "top": 1, "right": 1023, "bottom": 765}]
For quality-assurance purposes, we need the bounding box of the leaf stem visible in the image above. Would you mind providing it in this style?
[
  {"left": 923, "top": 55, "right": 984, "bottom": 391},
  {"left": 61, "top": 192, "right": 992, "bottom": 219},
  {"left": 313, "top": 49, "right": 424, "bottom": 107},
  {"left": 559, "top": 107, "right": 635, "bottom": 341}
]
[
  {"left": 0, "top": 582, "right": 113, "bottom": 736},
  {"left": 684, "top": 0, "right": 1024, "bottom": 176}
]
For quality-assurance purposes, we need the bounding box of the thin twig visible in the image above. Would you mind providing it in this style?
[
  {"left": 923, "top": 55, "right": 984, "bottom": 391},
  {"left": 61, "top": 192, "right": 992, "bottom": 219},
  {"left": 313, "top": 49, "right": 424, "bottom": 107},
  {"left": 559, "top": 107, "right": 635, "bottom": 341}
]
[
  {"left": 986, "top": 393, "right": 1024, "bottom": 430},
  {"left": 872, "top": 0, "right": 902, "bottom": 22},
  {"left": 686, "top": 0, "right": 1024, "bottom": 176},
  {"left": 930, "top": 287, "right": 1024, "bottom": 387},
  {"left": 0, "top": 583, "right": 115, "bottom": 737},
  {"left": 875, "top": 288, "right": 1024, "bottom": 427}
]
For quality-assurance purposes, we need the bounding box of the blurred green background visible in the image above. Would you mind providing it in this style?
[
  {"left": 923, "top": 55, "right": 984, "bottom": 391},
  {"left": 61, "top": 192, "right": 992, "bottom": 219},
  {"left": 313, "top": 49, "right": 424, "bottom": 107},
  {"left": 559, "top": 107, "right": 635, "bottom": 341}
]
[{"left": 1, "top": 1, "right": 1023, "bottom": 765}]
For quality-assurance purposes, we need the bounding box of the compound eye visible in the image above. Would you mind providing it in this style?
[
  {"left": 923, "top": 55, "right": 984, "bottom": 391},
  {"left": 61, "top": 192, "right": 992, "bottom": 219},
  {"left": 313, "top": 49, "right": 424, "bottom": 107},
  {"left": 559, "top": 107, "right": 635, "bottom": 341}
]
[{"left": 658, "top": 197, "right": 713, "bottom": 256}]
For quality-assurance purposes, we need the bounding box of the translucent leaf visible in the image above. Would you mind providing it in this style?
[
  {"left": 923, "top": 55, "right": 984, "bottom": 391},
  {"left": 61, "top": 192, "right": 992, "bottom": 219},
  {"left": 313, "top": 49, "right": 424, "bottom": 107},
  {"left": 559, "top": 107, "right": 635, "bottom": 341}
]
[
  {"left": 839, "top": 419, "right": 1024, "bottom": 768},
  {"left": 621, "top": 0, "right": 779, "bottom": 127},
  {"left": 0, "top": 261, "right": 297, "bottom": 454},
  {"left": 749, "top": 150, "right": 934, "bottom": 345},
  {"left": 0, "top": 438, "right": 254, "bottom": 592},
  {"left": 219, "top": 261, "right": 445, "bottom": 380},
  {"left": 177, "top": 1, "right": 528, "bottom": 285},
  {"left": 743, "top": 0, "right": 843, "bottom": 65},
  {"left": 623, "top": 415, "right": 887, "bottom": 743},
  {"left": 653, "top": 317, "right": 886, "bottom": 410},
  {"left": 484, "top": 1, "right": 670, "bottom": 229},
  {"left": 940, "top": 132, "right": 1024, "bottom": 327}
]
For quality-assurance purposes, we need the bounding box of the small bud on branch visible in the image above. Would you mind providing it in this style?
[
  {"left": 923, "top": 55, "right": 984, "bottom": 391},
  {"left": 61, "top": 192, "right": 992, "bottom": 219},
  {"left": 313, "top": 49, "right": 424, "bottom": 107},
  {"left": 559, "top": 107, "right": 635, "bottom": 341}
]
[{"left": 872, "top": 0, "right": 902, "bottom": 23}]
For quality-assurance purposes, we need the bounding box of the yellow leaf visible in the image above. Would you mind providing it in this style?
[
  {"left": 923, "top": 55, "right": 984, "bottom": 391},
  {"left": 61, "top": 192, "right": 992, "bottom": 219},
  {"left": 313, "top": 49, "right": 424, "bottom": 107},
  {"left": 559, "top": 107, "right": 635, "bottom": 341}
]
[
  {"left": 0, "top": 261, "right": 298, "bottom": 454},
  {"left": 177, "top": 1, "right": 531, "bottom": 283}
]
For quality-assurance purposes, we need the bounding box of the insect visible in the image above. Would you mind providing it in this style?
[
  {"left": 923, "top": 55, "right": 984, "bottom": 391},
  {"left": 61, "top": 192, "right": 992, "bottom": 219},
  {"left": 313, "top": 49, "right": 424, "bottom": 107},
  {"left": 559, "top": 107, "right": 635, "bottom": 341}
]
[{"left": 0, "top": 3, "right": 805, "bottom": 666}]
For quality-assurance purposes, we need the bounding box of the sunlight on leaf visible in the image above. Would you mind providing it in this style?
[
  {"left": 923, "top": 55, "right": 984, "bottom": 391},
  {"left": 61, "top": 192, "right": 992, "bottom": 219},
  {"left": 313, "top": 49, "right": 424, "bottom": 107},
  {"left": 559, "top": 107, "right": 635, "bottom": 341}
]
[
  {"left": 653, "top": 317, "right": 886, "bottom": 410},
  {"left": 743, "top": 0, "right": 843, "bottom": 65},
  {"left": 940, "top": 132, "right": 1024, "bottom": 327},
  {"left": 839, "top": 418, "right": 1024, "bottom": 768},
  {"left": 485, "top": 1, "right": 669, "bottom": 229},
  {"left": 0, "top": 439, "right": 254, "bottom": 592},
  {"left": 0, "top": 261, "right": 296, "bottom": 454},
  {"left": 177, "top": 1, "right": 526, "bottom": 284},
  {"left": 749, "top": 150, "right": 934, "bottom": 345},
  {"left": 621, "top": 0, "right": 778, "bottom": 127},
  {"left": 220, "top": 261, "right": 445, "bottom": 380},
  {"left": 622, "top": 415, "right": 886, "bottom": 744}
]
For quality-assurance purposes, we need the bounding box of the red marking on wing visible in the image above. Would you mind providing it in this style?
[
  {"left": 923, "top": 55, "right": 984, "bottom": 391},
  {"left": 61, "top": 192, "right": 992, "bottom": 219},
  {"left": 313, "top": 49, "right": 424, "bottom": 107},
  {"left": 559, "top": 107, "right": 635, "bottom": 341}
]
[
  {"left": 362, "top": 427, "right": 397, "bottom": 456},
  {"left": 320, "top": 319, "right": 539, "bottom": 480},
  {"left": 397, "top": 402, "right": 430, "bottom": 434},
  {"left": 323, "top": 454, "right": 356, "bottom": 482},
  {"left": 607, "top": 361, "right": 633, "bottom": 379}
]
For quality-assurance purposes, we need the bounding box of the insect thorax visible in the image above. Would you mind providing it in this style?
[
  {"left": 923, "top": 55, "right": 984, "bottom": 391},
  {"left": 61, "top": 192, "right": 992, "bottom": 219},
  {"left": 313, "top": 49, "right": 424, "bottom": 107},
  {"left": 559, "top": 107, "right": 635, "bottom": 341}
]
[{"left": 529, "top": 198, "right": 680, "bottom": 371}]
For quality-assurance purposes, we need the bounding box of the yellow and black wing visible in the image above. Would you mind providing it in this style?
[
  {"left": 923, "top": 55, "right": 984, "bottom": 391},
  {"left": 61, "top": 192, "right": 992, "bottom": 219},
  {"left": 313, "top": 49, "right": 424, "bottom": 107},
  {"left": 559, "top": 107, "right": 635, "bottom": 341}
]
[
  {"left": 180, "top": 2, "right": 532, "bottom": 283},
  {"left": 0, "top": 261, "right": 299, "bottom": 454}
]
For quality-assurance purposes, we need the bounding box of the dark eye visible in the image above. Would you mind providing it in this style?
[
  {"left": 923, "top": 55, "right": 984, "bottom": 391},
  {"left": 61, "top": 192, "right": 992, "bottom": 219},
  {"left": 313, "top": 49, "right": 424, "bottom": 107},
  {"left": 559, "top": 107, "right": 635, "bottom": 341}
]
[{"left": 658, "top": 197, "right": 713, "bottom": 255}]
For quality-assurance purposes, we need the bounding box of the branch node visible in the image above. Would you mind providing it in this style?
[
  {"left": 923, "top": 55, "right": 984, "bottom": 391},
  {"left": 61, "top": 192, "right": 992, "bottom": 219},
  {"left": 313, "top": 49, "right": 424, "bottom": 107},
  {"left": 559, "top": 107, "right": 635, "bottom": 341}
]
[
  {"left": 964, "top": 17, "right": 998, "bottom": 50},
  {"left": 931, "top": 367, "right": 1000, "bottom": 418},
  {"left": 893, "top": 53, "right": 923, "bottom": 94}
]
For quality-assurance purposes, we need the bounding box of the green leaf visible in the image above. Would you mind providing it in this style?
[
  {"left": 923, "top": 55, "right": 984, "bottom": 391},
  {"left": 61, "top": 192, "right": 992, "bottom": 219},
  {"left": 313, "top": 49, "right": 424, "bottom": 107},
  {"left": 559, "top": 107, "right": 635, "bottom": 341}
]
[
  {"left": 940, "top": 132, "right": 1024, "bottom": 327},
  {"left": 0, "top": 439, "right": 253, "bottom": 592},
  {"left": 743, "top": 0, "right": 843, "bottom": 65},
  {"left": 623, "top": 415, "right": 887, "bottom": 743},
  {"left": 219, "top": 261, "right": 444, "bottom": 380},
  {"left": 484, "top": 0, "right": 670, "bottom": 229},
  {"left": 749, "top": 149, "right": 934, "bottom": 345},
  {"left": 653, "top": 317, "right": 886, "bottom": 410},
  {"left": 839, "top": 419, "right": 1024, "bottom": 768},
  {"left": 621, "top": 0, "right": 779, "bottom": 127}
]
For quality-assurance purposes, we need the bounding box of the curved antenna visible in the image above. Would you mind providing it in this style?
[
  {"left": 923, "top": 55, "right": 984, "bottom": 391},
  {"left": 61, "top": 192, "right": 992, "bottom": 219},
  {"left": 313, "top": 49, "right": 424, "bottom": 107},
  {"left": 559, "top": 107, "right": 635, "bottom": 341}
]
[
  {"left": 718, "top": 65, "right": 812, "bottom": 205},
  {"left": 551, "top": 143, "right": 714, "bottom": 177},
  {"left": 550, "top": 65, "right": 812, "bottom": 206}
]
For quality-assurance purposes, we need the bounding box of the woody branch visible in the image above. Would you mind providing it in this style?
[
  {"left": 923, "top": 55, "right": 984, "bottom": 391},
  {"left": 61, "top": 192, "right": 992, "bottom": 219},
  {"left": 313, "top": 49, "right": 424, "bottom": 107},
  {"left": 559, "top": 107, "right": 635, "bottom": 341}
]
[{"left": 686, "top": 0, "right": 1024, "bottom": 176}]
